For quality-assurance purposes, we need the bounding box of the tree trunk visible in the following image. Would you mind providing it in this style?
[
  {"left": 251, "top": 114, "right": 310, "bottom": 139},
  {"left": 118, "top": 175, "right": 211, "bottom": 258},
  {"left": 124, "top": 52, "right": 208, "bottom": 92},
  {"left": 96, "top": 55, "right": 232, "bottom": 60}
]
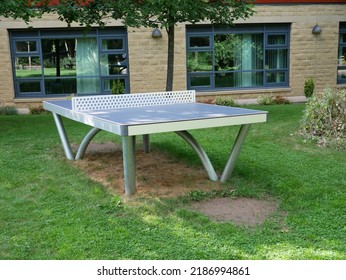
[{"left": 166, "top": 25, "right": 174, "bottom": 92}]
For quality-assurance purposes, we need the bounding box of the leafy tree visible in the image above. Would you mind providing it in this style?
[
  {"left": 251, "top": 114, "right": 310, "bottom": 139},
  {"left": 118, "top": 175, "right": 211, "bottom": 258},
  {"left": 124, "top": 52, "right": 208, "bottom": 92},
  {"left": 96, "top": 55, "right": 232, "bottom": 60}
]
[
  {"left": 0, "top": 0, "right": 43, "bottom": 22},
  {"left": 1, "top": 0, "right": 254, "bottom": 91}
]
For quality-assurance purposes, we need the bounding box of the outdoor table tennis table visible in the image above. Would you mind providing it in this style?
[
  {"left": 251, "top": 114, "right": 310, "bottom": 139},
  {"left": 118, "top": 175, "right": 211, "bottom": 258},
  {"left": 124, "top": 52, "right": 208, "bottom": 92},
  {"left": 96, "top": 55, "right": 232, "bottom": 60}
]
[{"left": 43, "top": 90, "right": 268, "bottom": 195}]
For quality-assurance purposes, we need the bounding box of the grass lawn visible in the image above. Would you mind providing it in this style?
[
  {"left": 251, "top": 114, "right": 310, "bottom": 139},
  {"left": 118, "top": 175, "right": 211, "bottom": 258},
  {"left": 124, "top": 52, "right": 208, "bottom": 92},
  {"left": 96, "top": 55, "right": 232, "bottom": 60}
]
[{"left": 0, "top": 104, "right": 345, "bottom": 260}]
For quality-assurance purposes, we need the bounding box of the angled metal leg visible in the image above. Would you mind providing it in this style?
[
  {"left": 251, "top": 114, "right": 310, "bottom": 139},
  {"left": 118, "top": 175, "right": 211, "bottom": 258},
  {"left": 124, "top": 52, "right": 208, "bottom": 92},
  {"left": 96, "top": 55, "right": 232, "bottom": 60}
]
[
  {"left": 75, "top": 127, "right": 102, "bottom": 160},
  {"left": 175, "top": 130, "right": 218, "bottom": 181},
  {"left": 143, "top": 134, "right": 150, "bottom": 153},
  {"left": 122, "top": 136, "right": 137, "bottom": 195},
  {"left": 52, "top": 113, "right": 74, "bottom": 160},
  {"left": 220, "top": 124, "right": 251, "bottom": 183}
]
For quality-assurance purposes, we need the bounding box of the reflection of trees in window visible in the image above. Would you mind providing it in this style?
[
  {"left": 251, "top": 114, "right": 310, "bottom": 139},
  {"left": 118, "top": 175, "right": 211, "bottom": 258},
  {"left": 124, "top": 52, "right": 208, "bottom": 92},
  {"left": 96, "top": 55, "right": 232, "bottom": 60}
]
[
  {"left": 15, "top": 41, "right": 37, "bottom": 53},
  {"left": 190, "top": 36, "right": 210, "bottom": 48},
  {"left": 42, "top": 39, "right": 76, "bottom": 74},
  {"left": 187, "top": 25, "right": 289, "bottom": 89},
  {"left": 11, "top": 29, "right": 129, "bottom": 97},
  {"left": 102, "top": 39, "right": 123, "bottom": 50},
  {"left": 101, "top": 54, "right": 127, "bottom": 75},
  {"left": 214, "top": 34, "right": 263, "bottom": 71},
  {"left": 337, "top": 24, "right": 346, "bottom": 83},
  {"left": 187, "top": 52, "right": 212, "bottom": 72}
]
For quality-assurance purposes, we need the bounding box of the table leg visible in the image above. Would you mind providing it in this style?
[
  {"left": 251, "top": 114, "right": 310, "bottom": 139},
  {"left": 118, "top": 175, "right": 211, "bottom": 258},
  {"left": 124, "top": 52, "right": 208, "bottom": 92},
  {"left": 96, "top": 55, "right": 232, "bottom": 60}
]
[
  {"left": 220, "top": 124, "right": 251, "bottom": 183},
  {"left": 175, "top": 130, "right": 218, "bottom": 181},
  {"left": 122, "top": 136, "right": 137, "bottom": 195},
  {"left": 52, "top": 113, "right": 74, "bottom": 160},
  {"left": 143, "top": 134, "right": 150, "bottom": 153},
  {"left": 75, "top": 127, "right": 102, "bottom": 160}
]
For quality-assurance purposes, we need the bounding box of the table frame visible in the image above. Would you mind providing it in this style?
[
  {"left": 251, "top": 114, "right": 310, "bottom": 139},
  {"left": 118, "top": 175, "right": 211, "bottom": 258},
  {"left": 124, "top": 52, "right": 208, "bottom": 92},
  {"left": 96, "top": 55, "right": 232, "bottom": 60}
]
[
  {"left": 44, "top": 91, "right": 267, "bottom": 196},
  {"left": 51, "top": 112, "right": 252, "bottom": 195}
]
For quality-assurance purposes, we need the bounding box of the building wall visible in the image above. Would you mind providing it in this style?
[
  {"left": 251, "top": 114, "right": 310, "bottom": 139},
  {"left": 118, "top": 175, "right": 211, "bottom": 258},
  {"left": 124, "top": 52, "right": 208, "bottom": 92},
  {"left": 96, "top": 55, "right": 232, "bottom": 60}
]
[
  {"left": 0, "top": 4, "right": 345, "bottom": 108},
  {"left": 0, "top": 28, "right": 14, "bottom": 107},
  {"left": 127, "top": 25, "right": 187, "bottom": 94}
]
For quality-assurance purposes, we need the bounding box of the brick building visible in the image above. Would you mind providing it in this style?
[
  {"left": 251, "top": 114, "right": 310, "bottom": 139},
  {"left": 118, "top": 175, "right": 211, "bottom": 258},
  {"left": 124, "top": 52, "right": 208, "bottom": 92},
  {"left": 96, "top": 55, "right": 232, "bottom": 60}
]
[{"left": 0, "top": 0, "right": 345, "bottom": 109}]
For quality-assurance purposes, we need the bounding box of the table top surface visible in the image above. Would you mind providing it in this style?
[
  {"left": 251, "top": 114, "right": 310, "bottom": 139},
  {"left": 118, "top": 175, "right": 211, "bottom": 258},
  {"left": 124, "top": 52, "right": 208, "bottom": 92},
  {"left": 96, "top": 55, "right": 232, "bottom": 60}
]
[{"left": 43, "top": 100, "right": 268, "bottom": 136}]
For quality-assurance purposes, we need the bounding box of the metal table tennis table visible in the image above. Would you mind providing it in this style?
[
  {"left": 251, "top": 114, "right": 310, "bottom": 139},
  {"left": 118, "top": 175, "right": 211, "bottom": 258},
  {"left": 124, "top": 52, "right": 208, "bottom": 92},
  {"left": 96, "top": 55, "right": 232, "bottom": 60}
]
[{"left": 43, "top": 91, "right": 267, "bottom": 195}]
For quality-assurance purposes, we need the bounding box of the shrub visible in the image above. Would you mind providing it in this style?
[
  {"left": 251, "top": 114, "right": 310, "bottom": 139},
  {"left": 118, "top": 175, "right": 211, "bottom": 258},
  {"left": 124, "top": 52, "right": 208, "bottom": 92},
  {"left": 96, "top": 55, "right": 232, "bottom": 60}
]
[
  {"left": 0, "top": 104, "right": 17, "bottom": 115},
  {"left": 215, "top": 96, "right": 237, "bottom": 107},
  {"left": 29, "top": 105, "right": 49, "bottom": 115},
  {"left": 257, "top": 94, "right": 275, "bottom": 105},
  {"left": 304, "top": 78, "right": 315, "bottom": 98},
  {"left": 111, "top": 79, "right": 125, "bottom": 94},
  {"left": 274, "top": 96, "right": 290, "bottom": 105},
  {"left": 300, "top": 87, "right": 346, "bottom": 149}
]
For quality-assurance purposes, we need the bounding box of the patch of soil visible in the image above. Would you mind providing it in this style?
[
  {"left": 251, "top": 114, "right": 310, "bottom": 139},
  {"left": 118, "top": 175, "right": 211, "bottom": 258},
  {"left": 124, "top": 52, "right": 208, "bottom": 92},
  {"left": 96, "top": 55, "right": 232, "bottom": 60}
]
[
  {"left": 71, "top": 142, "right": 281, "bottom": 226},
  {"left": 191, "top": 197, "right": 279, "bottom": 226},
  {"left": 72, "top": 142, "right": 222, "bottom": 198}
]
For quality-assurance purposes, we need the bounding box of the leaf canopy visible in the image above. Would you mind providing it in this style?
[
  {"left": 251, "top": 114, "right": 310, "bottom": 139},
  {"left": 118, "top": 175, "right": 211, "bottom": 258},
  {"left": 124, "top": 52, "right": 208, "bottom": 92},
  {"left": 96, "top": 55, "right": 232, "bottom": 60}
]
[{"left": 1, "top": 0, "right": 254, "bottom": 29}]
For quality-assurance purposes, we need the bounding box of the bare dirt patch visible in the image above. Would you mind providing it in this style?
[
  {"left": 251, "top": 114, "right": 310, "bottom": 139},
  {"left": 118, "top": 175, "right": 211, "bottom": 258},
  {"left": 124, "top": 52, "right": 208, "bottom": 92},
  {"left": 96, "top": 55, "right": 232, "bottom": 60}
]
[
  {"left": 71, "top": 142, "right": 280, "bottom": 226},
  {"left": 72, "top": 142, "right": 222, "bottom": 198},
  {"left": 190, "top": 197, "right": 279, "bottom": 226}
]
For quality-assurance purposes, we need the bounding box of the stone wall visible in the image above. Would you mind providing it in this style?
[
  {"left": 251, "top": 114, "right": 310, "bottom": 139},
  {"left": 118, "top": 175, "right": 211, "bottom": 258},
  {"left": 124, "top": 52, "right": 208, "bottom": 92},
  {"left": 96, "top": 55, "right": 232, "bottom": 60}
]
[
  {"left": 0, "top": 28, "right": 13, "bottom": 107},
  {"left": 127, "top": 24, "right": 187, "bottom": 93}
]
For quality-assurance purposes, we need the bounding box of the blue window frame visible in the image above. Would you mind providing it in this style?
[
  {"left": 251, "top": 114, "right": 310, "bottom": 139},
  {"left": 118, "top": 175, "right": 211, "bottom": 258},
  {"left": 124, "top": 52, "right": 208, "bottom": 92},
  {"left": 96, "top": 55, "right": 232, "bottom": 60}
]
[
  {"left": 337, "top": 23, "right": 346, "bottom": 84},
  {"left": 186, "top": 24, "right": 290, "bottom": 91},
  {"left": 10, "top": 28, "right": 129, "bottom": 97}
]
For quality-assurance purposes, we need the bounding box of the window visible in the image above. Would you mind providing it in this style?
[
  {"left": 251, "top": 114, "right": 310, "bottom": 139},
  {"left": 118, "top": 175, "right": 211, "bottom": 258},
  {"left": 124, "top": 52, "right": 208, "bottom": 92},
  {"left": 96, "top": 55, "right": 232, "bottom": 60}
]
[
  {"left": 10, "top": 28, "right": 129, "bottom": 97},
  {"left": 338, "top": 23, "right": 346, "bottom": 84},
  {"left": 186, "top": 24, "right": 290, "bottom": 90}
]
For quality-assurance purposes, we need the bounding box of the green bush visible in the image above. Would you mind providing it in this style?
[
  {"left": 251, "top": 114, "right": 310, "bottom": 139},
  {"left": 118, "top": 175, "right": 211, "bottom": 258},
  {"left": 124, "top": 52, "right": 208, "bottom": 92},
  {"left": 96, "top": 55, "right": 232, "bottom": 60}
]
[
  {"left": 300, "top": 87, "right": 346, "bottom": 149},
  {"left": 111, "top": 79, "right": 125, "bottom": 95},
  {"left": 257, "top": 94, "right": 275, "bottom": 105},
  {"left": 304, "top": 78, "right": 315, "bottom": 98},
  {"left": 0, "top": 105, "right": 17, "bottom": 115},
  {"left": 215, "top": 96, "right": 237, "bottom": 107}
]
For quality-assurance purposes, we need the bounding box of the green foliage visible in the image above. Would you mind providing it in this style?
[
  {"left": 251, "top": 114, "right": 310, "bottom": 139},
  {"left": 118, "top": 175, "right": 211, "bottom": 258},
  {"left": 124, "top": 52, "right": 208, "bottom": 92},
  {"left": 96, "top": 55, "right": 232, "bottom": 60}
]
[
  {"left": 257, "top": 94, "right": 275, "bottom": 105},
  {"left": 118, "top": 0, "right": 255, "bottom": 30},
  {"left": 111, "top": 79, "right": 125, "bottom": 95},
  {"left": 0, "top": 103, "right": 17, "bottom": 115},
  {"left": 0, "top": 0, "right": 43, "bottom": 22},
  {"left": 304, "top": 78, "right": 315, "bottom": 98},
  {"left": 1, "top": 1, "right": 254, "bottom": 29},
  {"left": 214, "top": 34, "right": 262, "bottom": 71},
  {"left": 187, "top": 52, "right": 212, "bottom": 72},
  {"left": 300, "top": 87, "right": 346, "bottom": 149},
  {"left": 215, "top": 96, "right": 237, "bottom": 107},
  {"left": 214, "top": 35, "right": 241, "bottom": 70}
]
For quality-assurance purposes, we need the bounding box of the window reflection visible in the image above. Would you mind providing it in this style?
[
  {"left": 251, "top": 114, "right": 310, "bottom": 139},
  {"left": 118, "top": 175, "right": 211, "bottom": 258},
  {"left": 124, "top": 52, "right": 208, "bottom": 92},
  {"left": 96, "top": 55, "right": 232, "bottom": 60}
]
[
  {"left": 187, "top": 25, "right": 289, "bottom": 89},
  {"left": 14, "top": 56, "right": 41, "bottom": 78},
  {"left": 15, "top": 41, "right": 37, "bottom": 53},
  {"left": 11, "top": 29, "right": 129, "bottom": 97}
]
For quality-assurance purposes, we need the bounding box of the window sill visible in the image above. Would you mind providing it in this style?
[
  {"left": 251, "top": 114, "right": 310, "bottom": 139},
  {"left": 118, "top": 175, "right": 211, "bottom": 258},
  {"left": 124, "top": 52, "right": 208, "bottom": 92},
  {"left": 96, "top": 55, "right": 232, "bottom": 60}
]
[
  {"left": 336, "top": 84, "right": 346, "bottom": 89},
  {"left": 14, "top": 97, "right": 67, "bottom": 103},
  {"left": 196, "top": 87, "right": 292, "bottom": 97}
]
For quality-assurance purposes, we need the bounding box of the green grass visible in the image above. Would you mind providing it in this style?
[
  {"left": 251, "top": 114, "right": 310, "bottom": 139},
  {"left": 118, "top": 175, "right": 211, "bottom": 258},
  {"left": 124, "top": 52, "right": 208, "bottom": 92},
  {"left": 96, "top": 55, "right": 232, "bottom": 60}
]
[{"left": 1, "top": 104, "right": 345, "bottom": 260}]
